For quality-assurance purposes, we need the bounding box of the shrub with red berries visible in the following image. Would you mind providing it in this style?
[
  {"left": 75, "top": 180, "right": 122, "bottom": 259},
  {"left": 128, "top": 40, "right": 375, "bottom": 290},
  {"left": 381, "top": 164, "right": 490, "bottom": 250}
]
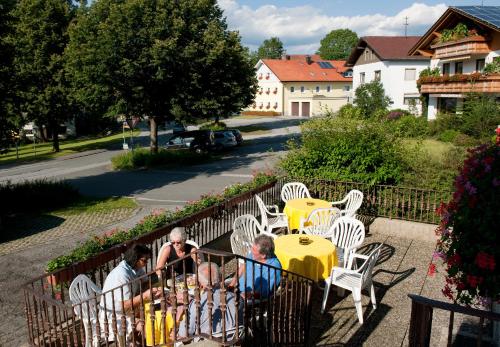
[{"left": 434, "top": 139, "right": 499, "bottom": 306}]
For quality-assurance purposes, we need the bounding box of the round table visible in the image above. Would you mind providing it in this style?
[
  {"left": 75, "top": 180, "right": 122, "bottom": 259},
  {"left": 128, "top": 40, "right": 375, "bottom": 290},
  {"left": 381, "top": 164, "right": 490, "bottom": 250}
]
[
  {"left": 283, "top": 198, "right": 332, "bottom": 230},
  {"left": 274, "top": 234, "right": 337, "bottom": 282}
]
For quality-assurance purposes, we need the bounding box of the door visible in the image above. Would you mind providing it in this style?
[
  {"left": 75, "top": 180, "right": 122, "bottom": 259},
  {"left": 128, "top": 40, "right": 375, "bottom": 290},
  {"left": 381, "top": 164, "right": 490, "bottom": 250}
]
[
  {"left": 291, "top": 102, "right": 299, "bottom": 116},
  {"left": 301, "top": 102, "right": 310, "bottom": 117}
]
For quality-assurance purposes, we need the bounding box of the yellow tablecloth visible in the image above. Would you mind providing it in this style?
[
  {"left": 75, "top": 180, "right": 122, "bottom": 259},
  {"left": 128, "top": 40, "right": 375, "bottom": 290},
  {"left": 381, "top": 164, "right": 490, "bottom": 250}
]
[
  {"left": 144, "top": 302, "right": 174, "bottom": 346},
  {"left": 283, "top": 198, "right": 331, "bottom": 230},
  {"left": 274, "top": 234, "right": 337, "bottom": 282}
]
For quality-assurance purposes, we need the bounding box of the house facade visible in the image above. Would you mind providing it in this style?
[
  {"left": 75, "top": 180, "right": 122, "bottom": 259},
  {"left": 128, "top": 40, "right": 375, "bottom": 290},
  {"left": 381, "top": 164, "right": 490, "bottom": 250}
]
[
  {"left": 345, "top": 36, "right": 430, "bottom": 114},
  {"left": 248, "top": 55, "right": 352, "bottom": 117},
  {"left": 408, "top": 6, "right": 500, "bottom": 120}
]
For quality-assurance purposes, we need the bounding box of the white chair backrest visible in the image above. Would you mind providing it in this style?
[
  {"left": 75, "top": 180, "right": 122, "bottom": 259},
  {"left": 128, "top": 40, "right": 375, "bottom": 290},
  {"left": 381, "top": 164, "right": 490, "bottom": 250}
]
[
  {"left": 359, "top": 244, "right": 383, "bottom": 285},
  {"left": 157, "top": 239, "right": 200, "bottom": 264},
  {"left": 231, "top": 215, "right": 261, "bottom": 257},
  {"left": 330, "top": 216, "right": 365, "bottom": 261},
  {"left": 255, "top": 195, "right": 270, "bottom": 230},
  {"left": 302, "top": 207, "right": 341, "bottom": 237},
  {"left": 343, "top": 189, "right": 364, "bottom": 217},
  {"left": 281, "top": 182, "right": 311, "bottom": 203},
  {"left": 69, "top": 274, "right": 102, "bottom": 320}
]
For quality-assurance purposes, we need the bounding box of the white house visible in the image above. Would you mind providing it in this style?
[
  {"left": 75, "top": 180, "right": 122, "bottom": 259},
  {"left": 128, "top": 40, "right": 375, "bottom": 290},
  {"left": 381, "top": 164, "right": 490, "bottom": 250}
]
[{"left": 345, "top": 36, "right": 430, "bottom": 114}]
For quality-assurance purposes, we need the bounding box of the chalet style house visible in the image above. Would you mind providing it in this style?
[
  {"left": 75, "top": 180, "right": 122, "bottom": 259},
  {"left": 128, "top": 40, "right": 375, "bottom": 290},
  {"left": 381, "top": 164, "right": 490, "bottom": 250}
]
[
  {"left": 408, "top": 6, "right": 500, "bottom": 119},
  {"left": 345, "top": 36, "right": 430, "bottom": 114},
  {"left": 248, "top": 55, "right": 353, "bottom": 117}
]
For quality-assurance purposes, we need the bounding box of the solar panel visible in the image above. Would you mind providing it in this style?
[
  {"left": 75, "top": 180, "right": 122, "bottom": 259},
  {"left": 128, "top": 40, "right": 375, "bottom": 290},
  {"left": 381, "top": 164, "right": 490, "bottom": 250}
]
[
  {"left": 453, "top": 6, "right": 500, "bottom": 30},
  {"left": 317, "top": 61, "right": 333, "bottom": 69}
]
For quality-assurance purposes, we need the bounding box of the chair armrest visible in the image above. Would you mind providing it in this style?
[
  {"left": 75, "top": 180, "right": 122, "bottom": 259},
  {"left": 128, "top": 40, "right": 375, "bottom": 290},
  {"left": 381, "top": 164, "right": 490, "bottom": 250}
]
[
  {"left": 331, "top": 266, "right": 361, "bottom": 277},
  {"left": 267, "top": 205, "right": 280, "bottom": 213},
  {"left": 331, "top": 197, "right": 348, "bottom": 206},
  {"left": 260, "top": 230, "right": 277, "bottom": 239}
]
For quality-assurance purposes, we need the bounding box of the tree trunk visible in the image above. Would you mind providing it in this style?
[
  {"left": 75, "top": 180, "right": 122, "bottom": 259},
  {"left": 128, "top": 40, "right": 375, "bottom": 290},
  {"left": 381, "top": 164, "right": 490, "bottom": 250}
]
[
  {"left": 150, "top": 116, "right": 158, "bottom": 153},
  {"left": 51, "top": 122, "right": 60, "bottom": 152}
]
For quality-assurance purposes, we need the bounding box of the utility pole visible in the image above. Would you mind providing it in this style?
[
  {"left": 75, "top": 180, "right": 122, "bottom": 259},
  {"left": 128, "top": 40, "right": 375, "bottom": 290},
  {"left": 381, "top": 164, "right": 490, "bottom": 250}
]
[{"left": 404, "top": 16, "right": 409, "bottom": 37}]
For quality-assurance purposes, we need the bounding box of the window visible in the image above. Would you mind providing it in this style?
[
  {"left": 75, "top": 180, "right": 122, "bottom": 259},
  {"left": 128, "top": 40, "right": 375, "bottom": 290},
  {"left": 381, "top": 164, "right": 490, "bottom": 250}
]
[
  {"left": 360, "top": 72, "right": 365, "bottom": 84},
  {"left": 326, "top": 85, "right": 331, "bottom": 92},
  {"left": 404, "top": 97, "right": 420, "bottom": 105},
  {"left": 455, "top": 62, "right": 463, "bottom": 74},
  {"left": 404, "top": 68, "right": 416, "bottom": 81},
  {"left": 374, "top": 70, "right": 381, "bottom": 81},
  {"left": 300, "top": 86, "right": 305, "bottom": 93},
  {"left": 315, "top": 86, "right": 320, "bottom": 92},
  {"left": 442, "top": 63, "right": 450, "bottom": 75},
  {"left": 343, "top": 85, "right": 351, "bottom": 91},
  {"left": 364, "top": 49, "right": 370, "bottom": 61},
  {"left": 290, "top": 86, "right": 295, "bottom": 93},
  {"left": 476, "top": 59, "right": 485, "bottom": 72},
  {"left": 344, "top": 70, "right": 353, "bottom": 77}
]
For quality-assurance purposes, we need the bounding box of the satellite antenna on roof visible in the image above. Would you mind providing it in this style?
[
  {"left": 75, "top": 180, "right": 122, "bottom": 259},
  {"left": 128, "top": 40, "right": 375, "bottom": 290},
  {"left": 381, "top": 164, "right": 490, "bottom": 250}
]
[{"left": 404, "top": 16, "right": 409, "bottom": 37}]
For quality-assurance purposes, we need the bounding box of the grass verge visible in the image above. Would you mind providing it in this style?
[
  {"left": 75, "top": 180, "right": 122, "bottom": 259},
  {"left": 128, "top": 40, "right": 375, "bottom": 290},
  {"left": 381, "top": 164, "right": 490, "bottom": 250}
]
[{"left": 51, "top": 197, "right": 138, "bottom": 216}]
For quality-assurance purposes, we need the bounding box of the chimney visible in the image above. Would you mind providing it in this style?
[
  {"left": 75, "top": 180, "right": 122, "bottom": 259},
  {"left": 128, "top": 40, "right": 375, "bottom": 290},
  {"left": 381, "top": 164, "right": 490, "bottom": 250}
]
[
  {"left": 282, "top": 54, "right": 291, "bottom": 60},
  {"left": 305, "top": 55, "right": 312, "bottom": 65}
]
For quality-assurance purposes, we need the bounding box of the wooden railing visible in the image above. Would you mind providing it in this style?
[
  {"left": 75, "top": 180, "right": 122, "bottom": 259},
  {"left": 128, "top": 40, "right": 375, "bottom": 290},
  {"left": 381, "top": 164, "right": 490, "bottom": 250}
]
[
  {"left": 287, "top": 177, "right": 451, "bottom": 224},
  {"left": 408, "top": 294, "right": 500, "bottom": 347}
]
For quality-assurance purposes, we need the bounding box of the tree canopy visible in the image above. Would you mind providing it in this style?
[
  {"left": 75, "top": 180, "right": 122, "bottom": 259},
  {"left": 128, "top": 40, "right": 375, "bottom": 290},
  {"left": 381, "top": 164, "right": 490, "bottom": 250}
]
[
  {"left": 257, "top": 37, "right": 285, "bottom": 61},
  {"left": 353, "top": 80, "right": 391, "bottom": 118},
  {"left": 317, "top": 29, "right": 358, "bottom": 60},
  {"left": 66, "top": 0, "right": 256, "bottom": 152}
]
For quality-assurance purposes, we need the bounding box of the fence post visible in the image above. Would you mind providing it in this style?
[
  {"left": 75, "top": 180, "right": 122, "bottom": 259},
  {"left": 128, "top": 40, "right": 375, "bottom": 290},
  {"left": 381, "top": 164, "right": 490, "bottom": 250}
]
[{"left": 409, "top": 299, "right": 433, "bottom": 347}]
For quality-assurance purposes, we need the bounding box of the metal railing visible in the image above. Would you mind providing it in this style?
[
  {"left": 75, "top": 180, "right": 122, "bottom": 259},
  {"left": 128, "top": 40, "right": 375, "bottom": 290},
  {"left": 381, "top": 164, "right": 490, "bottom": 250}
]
[
  {"left": 408, "top": 294, "right": 500, "bottom": 347},
  {"left": 289, "top": 177, "right": 451, "bottom": 224}
]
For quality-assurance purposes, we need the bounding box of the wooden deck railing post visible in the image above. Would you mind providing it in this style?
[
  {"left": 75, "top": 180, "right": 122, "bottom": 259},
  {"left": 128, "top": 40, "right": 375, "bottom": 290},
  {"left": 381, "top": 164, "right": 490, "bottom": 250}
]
[{"left": 409, "top": 299, "right": 433, "bottom": 347}]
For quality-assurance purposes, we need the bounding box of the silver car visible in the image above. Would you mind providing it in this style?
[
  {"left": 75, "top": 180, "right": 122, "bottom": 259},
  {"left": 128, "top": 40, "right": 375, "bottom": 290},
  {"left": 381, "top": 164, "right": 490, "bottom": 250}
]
[{"left": 214, "top": 131, "right": 237, "bottom": 150}]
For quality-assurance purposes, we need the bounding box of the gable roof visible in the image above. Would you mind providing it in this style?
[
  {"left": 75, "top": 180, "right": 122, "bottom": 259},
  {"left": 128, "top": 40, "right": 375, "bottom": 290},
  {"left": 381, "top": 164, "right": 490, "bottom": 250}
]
[
  {"left": 260, "top": 57, "right": 352, "bottom": 82},
  {"left": 345, "top": 36, "right": 429, "bottom": 66},
  {"left": 409, "top": 6, "right": 500, "bottom": 56}
]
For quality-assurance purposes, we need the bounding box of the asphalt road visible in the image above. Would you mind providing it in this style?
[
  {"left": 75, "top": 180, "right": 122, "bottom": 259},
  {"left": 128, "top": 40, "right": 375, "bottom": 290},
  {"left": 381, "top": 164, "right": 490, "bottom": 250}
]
[{"left": 0, "top": 117, "right": 303, "bottom": 209}]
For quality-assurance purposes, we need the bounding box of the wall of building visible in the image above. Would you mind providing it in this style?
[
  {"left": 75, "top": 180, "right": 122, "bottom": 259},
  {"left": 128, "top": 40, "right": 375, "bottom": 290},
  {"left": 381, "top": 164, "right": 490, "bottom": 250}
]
[
  {"left": 352, "top": 60, "right": 429, "bottom": 113},
  {"left": 282, "top": 82, "right": 351, "bottom": 116},
  {"left": 247, "top": 63, "right": 284, "bottom": 114}
]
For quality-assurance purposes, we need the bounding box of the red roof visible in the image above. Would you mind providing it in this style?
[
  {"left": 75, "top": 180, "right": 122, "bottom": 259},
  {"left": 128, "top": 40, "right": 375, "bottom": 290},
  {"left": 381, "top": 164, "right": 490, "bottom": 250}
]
[
  {"left": 346, "top": 36, "right": 429, "bottom": 66},
  {"left": 261, "top": 57, "right": 352, "bottom": 82}
]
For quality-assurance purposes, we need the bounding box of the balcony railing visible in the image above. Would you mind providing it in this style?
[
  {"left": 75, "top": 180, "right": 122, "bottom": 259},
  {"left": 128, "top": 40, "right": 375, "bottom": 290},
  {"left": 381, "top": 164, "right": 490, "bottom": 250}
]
[
  {"left": 431, "top": 35, "right": 490, "bottom": 60},
  {"left": 419, "top": 73, "right": 500, "bottom": 94}
]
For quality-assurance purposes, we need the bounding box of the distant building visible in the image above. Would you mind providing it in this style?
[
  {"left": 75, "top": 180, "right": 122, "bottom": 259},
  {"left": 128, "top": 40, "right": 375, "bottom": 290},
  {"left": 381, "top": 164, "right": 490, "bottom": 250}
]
[
  {"left": 408, "top": 6, "right": 500, "bottom": 119},
  {"left": 248, "top": 55, "right": 352, "bottom": 117},
  {"left": 345, "top": 36, "right": 430, "bottom": 114}
]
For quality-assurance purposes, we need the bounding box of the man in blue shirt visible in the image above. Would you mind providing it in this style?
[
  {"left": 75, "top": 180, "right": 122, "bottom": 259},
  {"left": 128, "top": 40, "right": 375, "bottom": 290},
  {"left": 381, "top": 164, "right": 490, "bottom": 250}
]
[{"left": 231, "top": 234, "right": 282, "bottom": 299}]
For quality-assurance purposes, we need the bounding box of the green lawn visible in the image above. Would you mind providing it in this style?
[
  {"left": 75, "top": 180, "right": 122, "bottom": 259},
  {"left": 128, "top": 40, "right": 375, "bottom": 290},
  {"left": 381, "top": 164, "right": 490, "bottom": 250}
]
[
  {"left": 0, "top": 130, "right": 140, "bottom": 165},
  {"left": 51, "top": 196, "right": 137, "bottom": 216}
]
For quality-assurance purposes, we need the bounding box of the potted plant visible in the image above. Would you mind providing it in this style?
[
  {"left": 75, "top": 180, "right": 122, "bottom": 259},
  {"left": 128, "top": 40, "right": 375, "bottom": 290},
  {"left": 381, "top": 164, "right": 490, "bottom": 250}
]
[{"left": 432, "top": 136, "right": 499, "bottom": 311}]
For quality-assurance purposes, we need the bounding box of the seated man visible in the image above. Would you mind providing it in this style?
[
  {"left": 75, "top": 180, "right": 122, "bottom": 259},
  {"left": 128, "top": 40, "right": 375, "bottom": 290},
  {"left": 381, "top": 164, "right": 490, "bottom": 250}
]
[
  {"left": 177, "top": 262, "right": 241, "bottom": 339},
  {"left": 99, "top": 243, "right": 160, "bottom": 345},
  {"left": 231, "top": 234, "right": 282, "bottom": 299}
]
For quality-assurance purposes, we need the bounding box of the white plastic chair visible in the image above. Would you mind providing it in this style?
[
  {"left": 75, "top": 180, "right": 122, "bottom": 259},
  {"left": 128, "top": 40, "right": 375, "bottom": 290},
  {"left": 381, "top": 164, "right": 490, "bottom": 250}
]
[
  {"left": 280, "top": 182, "right": 311, "bottom": 203},
  {"left": 231, "top": 214, "right": 276, "bottom": 260},
  {"left": 321, "top": 243, "right": 383, "bottom": 324},
  {"left": 156, "top": 239, "right": 200, "bottom": 264},
  {"left": 298, "top": 207, "right": 341, "bottom": 237},
  {"left": 331, "top": 189, "right": 363, "bottom": 217},
  {"left": 330, "top": 216, "right": 365, "bottom": 268},
  {"left": 69, "top": 274, "right": 102, "bottom": 347},
  {"left": 255, "top": 195, "right": 288, "bottom": 234}
]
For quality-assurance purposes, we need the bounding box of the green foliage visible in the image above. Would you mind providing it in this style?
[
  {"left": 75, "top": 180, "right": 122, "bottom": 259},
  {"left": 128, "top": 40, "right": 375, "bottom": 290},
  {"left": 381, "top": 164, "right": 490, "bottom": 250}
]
[
  {"left": 45, "top": 171, "right": 277, "bottom": 272},
  {"left": 419, "top": 67, "right": 440, "bottom": 78},
  {"left": 438, "top": 129, "right": 461, "bottom": 143},
  {"left": 0, "top": 179, "right": 80, "bottom": 218},
  {"left": 256, "top": 37, "right": 285, "bottom": 60},
  {"left": 316, "top": 29, "right": 358, "bottom": 60},
  {"left": 462, "top": 94, "right": 500, "bottom": 140},
  {"left": 390, "top": 115, "right": 429, "bottom": 137},
  {"left": 280, "top": 118, "right": 405, "bottom": 185},
  {"left": 440, "top": 23, "right": 469, "bottom": 43},
  {"left": 199, "top": 121, "right": 227, "bottom": 131},
  {"left": 353, "top": 80, "right": 391, "bottom": 118},
  {"left": 434, "top": 143, "right": 500, "bottom": 305},
  {"left": 111, "top": 148, "right": 211, "bottom": 170},
  {"left": 483, "top": 59, "right": 500, "bottom": 74},
  {"left": 428, "top": 113, "right": 463, "bottom": 137},
  {"left": 334, "top": 104, "right": 363, "bottom": 119}
]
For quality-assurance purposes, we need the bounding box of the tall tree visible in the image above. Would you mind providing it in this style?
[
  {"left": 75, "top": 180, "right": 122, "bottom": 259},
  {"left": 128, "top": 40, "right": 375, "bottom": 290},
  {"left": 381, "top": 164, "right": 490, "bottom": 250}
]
[
  {"left": 11, "top": 0, "right": 75, "bottom": 152},
  {"left": 66, "top": 0, "right": 256, "bottom": 153},
  {"left": 353, "top": 80, "right": 391, "bottom": 118},
  {"left": 317, "top": 29, "right": 358, "bottom": 60},
  {"left": 256, "top": 37, "right": 285, "bottom": 61}
]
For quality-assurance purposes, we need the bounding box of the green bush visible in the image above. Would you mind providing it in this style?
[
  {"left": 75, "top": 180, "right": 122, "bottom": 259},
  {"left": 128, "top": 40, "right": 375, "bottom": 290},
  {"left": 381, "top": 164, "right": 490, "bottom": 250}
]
[
  {"left": 280, "top": 118, "right": 405, "bottom": 185},
  {"left": 335, "top": 104, "right": 363, "bottom": 119},
  {"left": 45, "top": 172, "right": 277, "bottom": 272},
  {"left": 353, "top": 80, "right": 391, "bottom": 119},
  {"left": 0, "top": 180, "right": 80, "bottom": 217},
  {"left": 111, "top": 148, "right": 211, "bottom": 170},
  {"left": 199, "top": 121, "right": 227, "bottom": 131},
  {"left": 438, "top": 129, "right": 461, "bottom": 142},
  {"left": 391, "top": 115, "right": 428, "bottom": 137},
  {"left": 483, "top": 59, "right": 500, "bottom": 74},
  {"left": 462, "top": 94, "right": 500, "bottom": 140},
  {"left": 452, "top": 133, "right": 477, "bottom": 147},
  {"left": 428, "top": 113, "right": 463, "bottom": 136}
]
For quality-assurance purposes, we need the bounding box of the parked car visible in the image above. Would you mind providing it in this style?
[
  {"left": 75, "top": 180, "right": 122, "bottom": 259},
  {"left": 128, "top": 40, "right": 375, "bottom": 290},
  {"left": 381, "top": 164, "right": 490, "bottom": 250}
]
[
  {"left": 171, "top": 122, "right": 186, "bottom": 134},
  {"left": 165, "top": 130, "right": 214, "bottom": 153},
  {"left": 213, "top": 130, "right": 237, "bottom": 150},
  {"left": 227, "top": 129, "right": 243, "bottom": 145}
]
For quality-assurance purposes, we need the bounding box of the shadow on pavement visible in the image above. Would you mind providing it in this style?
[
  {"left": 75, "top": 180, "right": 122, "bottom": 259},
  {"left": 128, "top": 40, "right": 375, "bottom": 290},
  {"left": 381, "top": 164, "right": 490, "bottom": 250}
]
[{"left": 0, "top": 214, "right": 65, "bottom": 243}]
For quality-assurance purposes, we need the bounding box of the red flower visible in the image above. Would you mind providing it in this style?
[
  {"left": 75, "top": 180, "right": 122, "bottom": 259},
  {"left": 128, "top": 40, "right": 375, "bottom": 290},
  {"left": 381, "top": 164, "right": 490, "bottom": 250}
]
[
  {"left": 447, "top": 253, "right": 461, "bottom": 267},
  {"left": 442, "top": 284, "right": 453, "bottom": 300},
  {"left": 427, "top": 263, "right": 436, "bottom": 276},
  {"left": 475, "top": 252, "right": 496, "bottom": 270},
  {"left": 466, "top": 275, "right": 483, "bottom": 287},
  {"left": 456, "top": 281, "right": 466, "bottom": 291}
]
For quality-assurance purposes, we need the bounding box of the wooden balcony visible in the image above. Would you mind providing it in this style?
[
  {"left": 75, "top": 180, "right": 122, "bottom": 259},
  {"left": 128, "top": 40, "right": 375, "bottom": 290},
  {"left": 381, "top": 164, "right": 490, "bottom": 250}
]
[
  {"left": 419, "top": 74, "right": 500, "bottom": 94},
  {"left": 431, "top": 35, "right": 490, "bottom": 60}
]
